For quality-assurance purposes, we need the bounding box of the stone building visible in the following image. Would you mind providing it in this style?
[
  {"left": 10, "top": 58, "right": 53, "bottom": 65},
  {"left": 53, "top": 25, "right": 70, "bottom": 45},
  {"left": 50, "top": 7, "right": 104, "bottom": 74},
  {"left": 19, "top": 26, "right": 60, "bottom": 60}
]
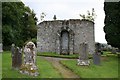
[{"left": 37, "top": 19, "right": 95, "bottom": 54}]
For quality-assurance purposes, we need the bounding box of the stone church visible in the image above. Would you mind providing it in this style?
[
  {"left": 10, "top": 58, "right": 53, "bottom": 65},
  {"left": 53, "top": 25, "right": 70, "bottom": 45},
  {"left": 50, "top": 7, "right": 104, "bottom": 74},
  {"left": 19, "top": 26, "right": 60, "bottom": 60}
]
[{"left": 37, "top": 19, "right": 95, "bottom": 54}]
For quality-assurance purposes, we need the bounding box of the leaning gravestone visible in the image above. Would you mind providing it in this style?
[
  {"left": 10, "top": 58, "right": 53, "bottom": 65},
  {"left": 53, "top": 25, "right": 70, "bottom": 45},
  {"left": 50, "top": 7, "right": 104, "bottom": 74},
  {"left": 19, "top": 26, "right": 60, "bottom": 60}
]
[
  {"left": 77, "top": 42, "right": 90, "bottom": 66},
  {"left": 93, "top": 43, "right": 101, "bottom": 65},
  {"left": 20, "top": 41, "right": 39, "bottom": 76}
]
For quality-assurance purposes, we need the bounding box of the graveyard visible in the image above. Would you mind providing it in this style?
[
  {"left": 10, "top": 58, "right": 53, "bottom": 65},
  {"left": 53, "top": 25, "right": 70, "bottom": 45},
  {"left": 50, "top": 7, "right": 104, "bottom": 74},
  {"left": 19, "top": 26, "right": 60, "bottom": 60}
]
[
  {"left": 2, "top": 51, "right": 62, "bottom": 78},
  {"left": 2, "top": 50, "right": 118, "bottom": 78},
  {"left": 1, "top": 1, "right": 120, "bottom": 79}
]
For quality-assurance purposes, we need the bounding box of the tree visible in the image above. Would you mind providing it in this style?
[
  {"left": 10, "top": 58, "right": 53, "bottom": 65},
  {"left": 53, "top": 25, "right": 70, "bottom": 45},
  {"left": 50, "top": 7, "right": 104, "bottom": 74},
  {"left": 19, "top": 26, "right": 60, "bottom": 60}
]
[
  {"left": 40, "top": 12, "right": 46, "bottom": 21},
  {"left": 79, "top": 8, "right": 97, "bottom": 22},
  {"left": 2, "top": 2, "right": 37, "bottom": 50},
  {"left": 104, "top": 2, "right": 120, "bottom": 49}
]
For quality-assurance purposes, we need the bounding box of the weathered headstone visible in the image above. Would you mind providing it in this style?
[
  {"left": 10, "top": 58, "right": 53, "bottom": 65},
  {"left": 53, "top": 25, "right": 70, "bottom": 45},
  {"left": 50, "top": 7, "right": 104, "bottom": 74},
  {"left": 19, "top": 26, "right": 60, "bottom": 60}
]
[
  {"left": 77, "top": 42, "right": 90, "bottom": 66},
  {"left": 0, "top": 43, "right": 3, "bottom": 52},
  {"left": 11, "top": 44, "right": 23, "bottom": 70},
  {"left": 16, "top": 47, "right": 22, "bottom": 69},
  {"left": 11, "top": 44, "right": 16, "bottom": 69},
  {"left": 93, "top": 43, "right": 101, "bottom": 65},
  {"left": 20, "top": 41, "right": 39, "bottom": 76},
  {"left": 111, "top": 48, "right": 117, "bottom": 54}
]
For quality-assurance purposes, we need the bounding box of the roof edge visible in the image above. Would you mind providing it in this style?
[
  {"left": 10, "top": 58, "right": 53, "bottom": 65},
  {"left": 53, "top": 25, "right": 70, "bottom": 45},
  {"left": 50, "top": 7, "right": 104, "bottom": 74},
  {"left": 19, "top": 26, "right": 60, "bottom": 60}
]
[{"left": 38, "top": 19, "right": 94, "bottom": 25}]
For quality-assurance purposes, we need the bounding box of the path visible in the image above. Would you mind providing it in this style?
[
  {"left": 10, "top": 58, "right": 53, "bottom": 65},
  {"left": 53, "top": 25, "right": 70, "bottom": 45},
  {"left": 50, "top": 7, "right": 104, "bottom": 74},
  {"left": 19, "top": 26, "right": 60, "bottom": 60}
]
[{"left": 40, "top": 56, "right": 80, "bottom": 78}]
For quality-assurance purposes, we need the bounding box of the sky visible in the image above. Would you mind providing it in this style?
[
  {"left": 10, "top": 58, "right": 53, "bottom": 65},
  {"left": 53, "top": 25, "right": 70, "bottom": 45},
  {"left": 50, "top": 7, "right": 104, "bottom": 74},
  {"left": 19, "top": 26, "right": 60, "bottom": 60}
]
[{"left": 21, "top": 0, "right": 107, "bottom": 43}]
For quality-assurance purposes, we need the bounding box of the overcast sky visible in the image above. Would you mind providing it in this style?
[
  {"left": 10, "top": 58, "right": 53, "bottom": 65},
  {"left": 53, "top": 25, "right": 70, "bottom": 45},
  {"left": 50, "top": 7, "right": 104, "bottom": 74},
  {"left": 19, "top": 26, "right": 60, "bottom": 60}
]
[{"left": 21, "top": 0, "right": 107, "bottom": 43}]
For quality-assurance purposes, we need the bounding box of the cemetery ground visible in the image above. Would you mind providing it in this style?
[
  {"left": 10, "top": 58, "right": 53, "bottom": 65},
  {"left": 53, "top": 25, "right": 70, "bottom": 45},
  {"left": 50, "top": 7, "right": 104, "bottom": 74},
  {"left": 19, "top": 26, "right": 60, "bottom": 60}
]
[
  {"left": 0, "top": 53, "right": 2, "bottom": 79},
  {"left": 60, "top": 56, "right": 118, "bottom": 78},
  {"left": 2, "top": 51, "right": 62, "bottom": 78},
  {"left": 2, "top": 51, "right": 119, "bottom": 78}
]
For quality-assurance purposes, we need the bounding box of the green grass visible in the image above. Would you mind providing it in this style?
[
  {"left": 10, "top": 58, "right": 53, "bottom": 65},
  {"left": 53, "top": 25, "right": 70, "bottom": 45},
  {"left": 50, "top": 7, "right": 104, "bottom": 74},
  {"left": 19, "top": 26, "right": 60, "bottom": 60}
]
[
  {"left": 102, "top": 51, "right": 118, "bottom": 57},
  {"left": 2, "top": 51, "right": 62, "bottom": 78},
  {"left": 1, "top": 51, "right": 119, "bottom": 78},
  {"left": 37, "top": 51, "right": 115, "bottom": 59},
  {"left": 0, "top": 53, "right": 2, "bottom": 80},
  {"left": 37, "top": 52, "right": 79, "bottom": 59},
  {"left": 60, "top": 56, "right": 118, "bottom": 78}
]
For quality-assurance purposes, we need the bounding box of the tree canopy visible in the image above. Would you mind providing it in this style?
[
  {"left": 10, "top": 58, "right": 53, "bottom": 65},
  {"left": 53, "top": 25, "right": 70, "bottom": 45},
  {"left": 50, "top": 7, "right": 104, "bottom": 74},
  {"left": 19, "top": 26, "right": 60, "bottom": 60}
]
[
  {"left": 104, "top": 2, "right": 120, "bottom": 49},
  {"left": 2, "top": 2, "right": 37, "bottom": 50}
]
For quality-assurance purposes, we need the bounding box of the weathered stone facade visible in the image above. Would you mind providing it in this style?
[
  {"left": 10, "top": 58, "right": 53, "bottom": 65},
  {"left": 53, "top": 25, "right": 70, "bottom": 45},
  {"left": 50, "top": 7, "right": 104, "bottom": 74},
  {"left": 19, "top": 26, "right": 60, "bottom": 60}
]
[{"left": 37, "top": 19, "right": 95, "bottom": 54}]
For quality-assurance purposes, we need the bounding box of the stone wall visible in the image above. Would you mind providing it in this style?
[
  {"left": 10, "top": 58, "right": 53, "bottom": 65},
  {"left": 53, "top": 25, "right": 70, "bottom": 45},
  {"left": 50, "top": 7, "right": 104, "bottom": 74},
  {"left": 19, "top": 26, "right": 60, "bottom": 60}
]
[{"left": 37, "top": 19, "right": 95, "bottom": 54}]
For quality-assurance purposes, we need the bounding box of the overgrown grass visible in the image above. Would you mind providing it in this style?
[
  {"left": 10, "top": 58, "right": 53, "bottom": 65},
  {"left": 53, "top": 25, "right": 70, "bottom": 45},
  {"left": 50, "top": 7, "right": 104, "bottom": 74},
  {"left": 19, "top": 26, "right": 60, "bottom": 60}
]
[
  {"left": 37, "top": 52, "right": 79, "bottom": 59},
  {"left": 2, "top": 51, "right": 62, "bottom": 78},
  {"left": 60, "top": 56, "right": 118, "bottom": 78}
]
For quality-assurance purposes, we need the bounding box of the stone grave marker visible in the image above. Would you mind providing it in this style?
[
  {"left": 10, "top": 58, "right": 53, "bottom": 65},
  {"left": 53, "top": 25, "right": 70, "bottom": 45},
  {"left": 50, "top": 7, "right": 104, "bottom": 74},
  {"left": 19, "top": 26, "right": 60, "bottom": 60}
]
[
  {"left": 16, "top": 47, "right": 22, "bottom": 69},
  {"left": 20, "top": 41, "right": 39, "bottom": 76},
  {"left": 93, "top": 43, "right": 101, "bottom": 65},
  {"left": 11, "top": 44, "right": 23, "bottom": 69},
  {"left": 11, "top": 44, "right": 16, "bottom": 69},
  {"left": 111, "top": 48, "right": 117, "bottom": 54},
  {"left": 77, "top": 42, "right": 90, "bottom": 66},
  {"left": 0, "top": 43, "right": 3, "bottom": 52}
]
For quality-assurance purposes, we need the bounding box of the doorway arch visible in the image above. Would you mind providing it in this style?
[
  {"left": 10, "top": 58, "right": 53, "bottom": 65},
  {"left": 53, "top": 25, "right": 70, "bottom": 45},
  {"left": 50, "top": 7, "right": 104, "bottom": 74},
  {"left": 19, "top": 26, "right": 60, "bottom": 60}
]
[
  {"left": 56, "top": 26, "right": 74, "bottom": 55},
  {"left": 60, "top": 30, "right": 69, "bottom": 54}
]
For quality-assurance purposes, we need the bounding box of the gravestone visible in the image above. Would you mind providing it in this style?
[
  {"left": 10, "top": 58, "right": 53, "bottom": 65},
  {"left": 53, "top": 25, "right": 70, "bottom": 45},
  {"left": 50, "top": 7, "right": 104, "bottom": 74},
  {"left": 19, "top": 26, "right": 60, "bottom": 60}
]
[
  {"left": 11, "top": 44, "right": 16, "bottom": 69},
  {"left": 93, "top": 43, "right": 101, "bottom": 65},
  {"left": 0, "top": 43, "right": 3, "bottom": 52},
  {"left": 16, "top": 47, "right": 22, "bottom": 69},
  {"left": 77, "top": 42, "right": 90, "bottom": 66},
  {"left": 20, "top": 41, "right": 39, "bottom": 76},
  {"left": 111, "top": 48, "right": 117, "bottom": 54},
  {"left": 11, "top": 44, "right": 23, "bottom": 69}
]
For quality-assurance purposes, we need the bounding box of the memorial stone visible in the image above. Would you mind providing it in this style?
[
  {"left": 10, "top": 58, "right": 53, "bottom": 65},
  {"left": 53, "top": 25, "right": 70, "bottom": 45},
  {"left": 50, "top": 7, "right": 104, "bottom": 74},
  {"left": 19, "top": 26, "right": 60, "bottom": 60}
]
[
  {"left": 77, "top": 42, "right": 90, "bottom": 66},
  {"left": 11, "top": 44, "right": 23, "bottom": 69},
  {"left": 20, "top": 42, "right": 39, "bottom": 76},
  {"left": 0, "top": 43, "right": 2, "bottom": 52},
  {"left": 16, "top": 47, "right": 22, "bottom": 69},
  {"left": 11, "top": 44, "right": 16, "bottom": 69},
  {"left": 93, "top": 43, "right": 101, "bottom": 65}
]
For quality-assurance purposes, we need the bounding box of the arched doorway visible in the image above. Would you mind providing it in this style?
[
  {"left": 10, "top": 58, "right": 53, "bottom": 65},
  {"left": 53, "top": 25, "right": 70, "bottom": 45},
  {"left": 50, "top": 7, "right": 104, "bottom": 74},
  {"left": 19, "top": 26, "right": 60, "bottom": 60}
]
[
  {"left": 60, "top": 30, "right": 69, "bottom": 55},
  {"left": 56, "top": 26, "right": 74, "bottom": 55}
]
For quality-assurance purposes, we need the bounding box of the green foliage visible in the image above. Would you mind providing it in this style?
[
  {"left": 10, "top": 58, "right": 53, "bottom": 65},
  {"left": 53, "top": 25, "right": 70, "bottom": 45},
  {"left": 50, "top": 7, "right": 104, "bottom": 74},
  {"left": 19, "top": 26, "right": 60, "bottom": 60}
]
[
  {"left": 60, "top": 56, "right": 118, "bottom": 78},
  {"left": 2, "top": 2, "right": 37, "bottom": 50},
  {"left": 31, "top": 38, "right": 37, "bottom": 46},
  {"left": 79, "top": 8, "right": 97, "bottom": 22},
  {"left": 37, "top": 52, "right": 79, "bottom": 59},
  {"left": 22, "top": 38, "right": 37, "bottom": 47},
  {"left": 104, "top": 2, "right": 120, "bottom": 49},
  {"left": 40, "top": 12, "right": 46, "bottom": 21},
  {"left": 2, "top": 51, "right": 62, "bottom": 78}
]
